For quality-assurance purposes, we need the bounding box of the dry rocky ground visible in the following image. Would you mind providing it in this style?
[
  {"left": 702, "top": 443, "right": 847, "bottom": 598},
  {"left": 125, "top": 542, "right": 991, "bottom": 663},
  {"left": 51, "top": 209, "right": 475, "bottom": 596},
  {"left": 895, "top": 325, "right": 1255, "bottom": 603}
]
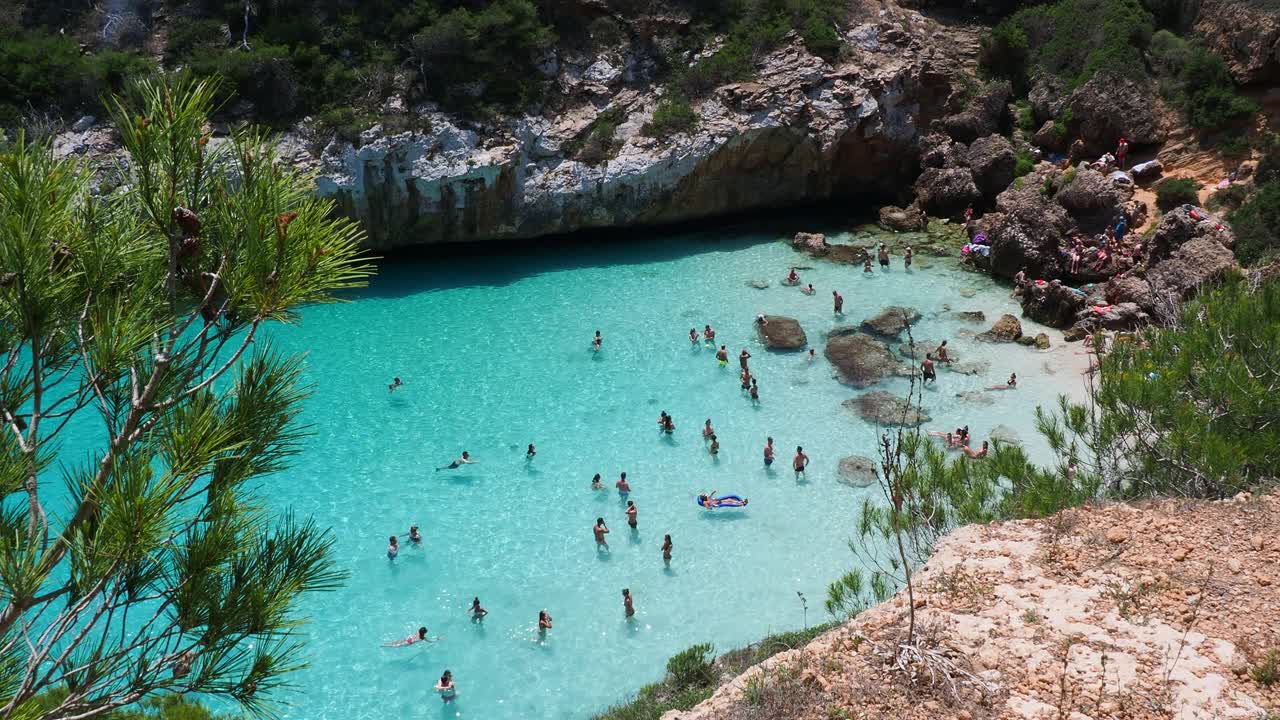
[{"left": 665, "top": 493, "right": 1280, "bottom": 720}]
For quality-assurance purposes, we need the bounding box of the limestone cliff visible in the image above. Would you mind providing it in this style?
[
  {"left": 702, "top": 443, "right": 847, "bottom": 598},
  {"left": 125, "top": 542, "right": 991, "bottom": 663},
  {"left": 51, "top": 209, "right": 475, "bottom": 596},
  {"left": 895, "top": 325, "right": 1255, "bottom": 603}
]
[{"left": 286, "top": 7, "right": 960, "bottom": 249}]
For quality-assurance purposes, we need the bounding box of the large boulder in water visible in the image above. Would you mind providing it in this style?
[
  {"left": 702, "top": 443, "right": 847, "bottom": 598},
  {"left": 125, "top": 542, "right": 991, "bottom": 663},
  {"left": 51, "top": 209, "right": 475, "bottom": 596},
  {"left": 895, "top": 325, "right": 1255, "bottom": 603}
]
[
  {"left": 861, "top": 306, "right": 922, "bottom": 339},
  {"left": 824, "top": 333, "right": 903, "bottom": 388},
  {"left": 757, "top": 315, "right": 807, "bottom": 350},
  {"left": 1020, "top": 280, "right": 1087, "bottom": 328},
  {"left": 966, "top": 134, "right": 1017, "bottom": 200},
  {"left": 843, "top": 391, "right": 931, "bottom": 427},
  {"left": 976, "top": 314, "right": 1023, "bottom": 343},
  {"left": 914, "top": 167, "right": 981, "bottom": 219},
  {"left": 790, "top": 232, "right": 829, "bottom": 257},
  {"left": 836, "top": 455, "right": 879, "bottom": 487},
  {"left": 878, "top": 205, "right": 926, "bottom": 231}
]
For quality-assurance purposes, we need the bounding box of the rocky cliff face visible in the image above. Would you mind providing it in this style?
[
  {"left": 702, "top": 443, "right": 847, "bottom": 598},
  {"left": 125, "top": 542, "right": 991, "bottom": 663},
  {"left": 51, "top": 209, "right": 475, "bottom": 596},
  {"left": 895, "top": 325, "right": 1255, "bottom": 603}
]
[{"left": 289, "top": 7, "right": 959, "bottom": 249}]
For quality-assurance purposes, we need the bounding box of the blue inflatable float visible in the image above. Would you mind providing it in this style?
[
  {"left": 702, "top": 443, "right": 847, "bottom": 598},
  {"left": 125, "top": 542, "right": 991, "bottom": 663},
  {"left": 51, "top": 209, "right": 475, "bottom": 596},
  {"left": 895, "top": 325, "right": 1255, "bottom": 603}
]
[{"left": 697, "top": 494, "right": 748, "bottom": 509}]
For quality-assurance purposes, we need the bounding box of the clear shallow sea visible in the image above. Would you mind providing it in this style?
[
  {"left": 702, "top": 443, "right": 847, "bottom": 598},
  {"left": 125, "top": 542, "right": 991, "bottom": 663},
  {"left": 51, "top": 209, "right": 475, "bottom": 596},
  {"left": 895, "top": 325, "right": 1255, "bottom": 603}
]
[{"left": 66, "top": 220, "right": 1090, "bottom": 719}]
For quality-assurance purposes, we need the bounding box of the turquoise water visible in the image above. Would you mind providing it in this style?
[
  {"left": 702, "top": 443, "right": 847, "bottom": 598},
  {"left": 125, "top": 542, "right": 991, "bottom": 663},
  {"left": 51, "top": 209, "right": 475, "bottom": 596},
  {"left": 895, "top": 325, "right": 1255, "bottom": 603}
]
[{"left": 66, "top": 222, "right": 1091, "bottom": 719}]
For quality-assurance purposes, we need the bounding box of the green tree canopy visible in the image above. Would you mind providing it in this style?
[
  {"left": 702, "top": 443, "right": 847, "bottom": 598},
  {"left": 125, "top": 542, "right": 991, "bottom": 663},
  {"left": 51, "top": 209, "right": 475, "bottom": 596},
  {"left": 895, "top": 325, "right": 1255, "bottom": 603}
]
[{"left": 0, "top": 78, "right": 372, "bottom": 719}]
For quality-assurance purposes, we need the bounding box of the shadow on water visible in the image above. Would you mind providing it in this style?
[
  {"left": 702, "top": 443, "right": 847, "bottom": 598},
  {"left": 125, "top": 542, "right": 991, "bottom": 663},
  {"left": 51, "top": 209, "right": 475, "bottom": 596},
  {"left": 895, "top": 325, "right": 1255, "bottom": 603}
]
[
  {"left": 697, "top": 510, "right": 749, "bottom": 522},
  {"left": 344, "top": 202, "right": 880, "bottom": 300}
]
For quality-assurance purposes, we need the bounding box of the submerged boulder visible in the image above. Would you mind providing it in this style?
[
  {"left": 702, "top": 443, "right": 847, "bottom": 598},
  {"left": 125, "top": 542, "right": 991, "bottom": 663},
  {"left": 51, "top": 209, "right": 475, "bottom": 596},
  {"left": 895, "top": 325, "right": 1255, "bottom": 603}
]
[
  {"left": 861, "top": 306, "right": 922, "bottom": 339},
  {"left": 844, "top": 391, "right": 931, "bottom": 427},
  {"left": 825, "top": 333, "right": 903, "bottom": 388},
  {"left": 976, "top": 314, "right": 1023, "bottom": 342},
  {"left": 879, "top": 205, "right": 927, "bottom": 232},
  {"left": 836, "top": 455, "right": 879, "bottom": 487},
  {"left": 953, "top": 310, "right": 986, "bottom": 323},
  {"left": 757, "top": 315, "right": 807, "bottom": 350}
]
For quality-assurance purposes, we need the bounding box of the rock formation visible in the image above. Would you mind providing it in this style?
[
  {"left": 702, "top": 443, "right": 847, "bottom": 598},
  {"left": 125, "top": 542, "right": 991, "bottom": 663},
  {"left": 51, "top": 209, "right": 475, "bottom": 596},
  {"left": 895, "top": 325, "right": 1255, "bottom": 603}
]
[
  {"left": 843, "top": 391, "right": 930, "bottom": 427},
  {"left": 757, "top": 316, "right": 808, "bottom": 350},
  {"left": 860, "top": 306, "right": 922, "bottom": 340},
  {"left": 824, "top": 333, "right": 903, "bottom": 388},
  {"left": 976, "top": 314, "right": 1023, "bottom": 343}
]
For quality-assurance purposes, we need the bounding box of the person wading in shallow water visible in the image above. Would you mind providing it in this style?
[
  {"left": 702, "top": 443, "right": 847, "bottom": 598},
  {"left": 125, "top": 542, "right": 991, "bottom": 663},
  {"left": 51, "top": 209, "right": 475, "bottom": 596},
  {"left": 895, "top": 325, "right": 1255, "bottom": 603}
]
[
  {"left": 793, "top": 446, "right": 809, "bottom": 479},
  {"left": 832, "top": 290, "right": 843, "bottom": 314}
]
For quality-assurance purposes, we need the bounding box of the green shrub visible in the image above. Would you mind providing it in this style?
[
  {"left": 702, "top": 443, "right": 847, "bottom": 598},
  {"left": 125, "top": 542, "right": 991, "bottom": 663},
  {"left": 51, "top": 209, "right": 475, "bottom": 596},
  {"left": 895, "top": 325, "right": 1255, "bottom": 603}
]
[
  {"left": 1015, "top": 149, "right": 1037, "bottom": 177},
  {"left": 1180, "top": 49, "right": 1257, "bottom": 131},
  {"left": 981, "top": 0, "right": 1153, "bottom": 91},
  {"left": 1014, "top": 101, "right": 1035, "bottom": 131},
  {"left": 642, "top": 94, "right": 698, "bottom": 136},
  {"left": 1156, "top": 177, "right": 1200, "bottom": 210},
  {"left": 567, "top": 106, "right": 625, "bottom": 165},
  {"left": 1206, "top": 183, "right": 1250, "bottom": 212},
  {"left": 666, "top": 643, "right": 717, "bottom": 690},
  {"left": 1229, "top": 180, "right": 1280, "bottom": 265},
  {"left": 1148, "top": 29, "right": 1191, "bottom": 75},
  {"left": 1252, "top": 649, "right": 1280, "bottom": 687}
]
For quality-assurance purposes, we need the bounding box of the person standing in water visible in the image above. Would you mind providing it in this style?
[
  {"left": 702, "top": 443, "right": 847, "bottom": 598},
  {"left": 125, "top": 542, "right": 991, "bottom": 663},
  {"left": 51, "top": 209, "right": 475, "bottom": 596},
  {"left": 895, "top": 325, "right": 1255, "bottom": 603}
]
[
  {"left": 437, "top": 451, "right": 477, "bottom": 471},
  {"left": 715, "top": 345, "right": 729, "bottom": 367},
  {"left": 832, "top": 290, "right": 843, "bottom": 315},
  {"left": 749, "top": 378, "right": 759, "bottom": 404},
  {"left": 661, "top": 534, "right": 673, "bottom": 566},
  {"left": 526, "top": 443, "right": 536, "bottom": 462},
  {"left": 436, "top": 671, "right": 457, "bottom": 702},
  {"left": 405, "top": 525, "right": 422, "bottom": 544},
  {"left": 878, "top": 244, "right": 890, "bottom": 269},
  {"left": 594, "top": 518, "right": 610, "bottom": 549},
  {"left": 626, "top": 500, "right": 638, "bottom": 529},
  {"left": 802, "top": 283, "right": 815, "bottom": 295},
  {"left": 591, "top": 473, "right": 603, "bottom": 490},
  {"left": 622, "top": 588, "right": 635, "bottom": 619},
  {"left": 469, "top": 597, "right": 488, "bottom": 622},
  {"left": 387, "top": 535, "right": 399, "bottom": 560},
  {"left": 904, "top": 245, "right": 914, "bottom": 270},
  {"left": 793, "top": 446, "right": 810, "bottom": 479},
  {"left": 616, "top": 472, "right": 631, "bottom": 495},
  {"left": 709, "top": 434, "right": 720, "bottom": 455},
  {"left": 689, "top": 328, "right": 699, "bottom": 345},
  {"left": 388, "top": 377, "right": 403, "bottom": 392},
  {"left": 657, "top": 412, "right": 675, "bottom": 434},
  {"left": 538, "top": 610, "right": 553, "bottom": 639},
  {"left": 592, "top": 330, "right": 603, "bottom": 353},
  {"left": 703, "top": 418, "right": 715, "bottom": 439},
  {"left": 863, "top": 256, "right": 873, "bottom": 273},
  {"left": 740, "top": 368, "right": 752, "bottom": 391},
  {"left": 763, "top": 437, "right": 775, "bottom": 467},
  {"left": 922, "top": 353, "right": 937, "bottom": 384},
  {"left": 739, "top": 349, "right": 752, "bottom": 371},
  {"left": 807, "top": 348, "right": 816, "bottom": 362},
  {"left": 703, "top": 324, "right": 716, "bottom": 344}
]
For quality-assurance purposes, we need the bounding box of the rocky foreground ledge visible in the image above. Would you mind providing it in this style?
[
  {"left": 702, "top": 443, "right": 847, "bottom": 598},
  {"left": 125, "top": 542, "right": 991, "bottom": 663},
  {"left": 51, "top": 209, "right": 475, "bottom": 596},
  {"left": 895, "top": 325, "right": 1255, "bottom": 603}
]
[{"left": 664, "top": 494, "right": 1280, "bottom": 720}]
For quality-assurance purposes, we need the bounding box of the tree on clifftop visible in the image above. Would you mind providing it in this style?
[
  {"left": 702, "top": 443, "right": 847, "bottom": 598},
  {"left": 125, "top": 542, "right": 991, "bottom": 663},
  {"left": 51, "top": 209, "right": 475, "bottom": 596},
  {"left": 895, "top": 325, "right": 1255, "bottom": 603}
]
[{"left": 0, "top": 78, "right": 373, "bottom": 719}]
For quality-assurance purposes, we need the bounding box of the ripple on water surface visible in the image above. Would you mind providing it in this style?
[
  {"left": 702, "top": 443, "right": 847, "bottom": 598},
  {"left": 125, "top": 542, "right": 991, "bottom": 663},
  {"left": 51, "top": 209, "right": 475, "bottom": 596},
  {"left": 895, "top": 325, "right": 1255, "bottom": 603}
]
[{"left": 153, "top": 225, "right": 1091, "bottom": 718}]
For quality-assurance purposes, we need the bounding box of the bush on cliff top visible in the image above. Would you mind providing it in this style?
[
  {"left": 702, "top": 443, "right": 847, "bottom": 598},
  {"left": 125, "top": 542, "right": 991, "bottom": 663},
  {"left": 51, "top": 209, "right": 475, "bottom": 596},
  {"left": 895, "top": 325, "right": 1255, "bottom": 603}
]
[
  {"left": 642, "top": 94, "right": 699, "bottom": 137},
  {"left": 1156, "top": 177, "right": 1200, "bottom": 210},
  {"left": 1229, "top": 180, "right": 1280, "bottom": 266},
  {"left": 981, "top": 0, "right": 1153, "bottom": 92}
]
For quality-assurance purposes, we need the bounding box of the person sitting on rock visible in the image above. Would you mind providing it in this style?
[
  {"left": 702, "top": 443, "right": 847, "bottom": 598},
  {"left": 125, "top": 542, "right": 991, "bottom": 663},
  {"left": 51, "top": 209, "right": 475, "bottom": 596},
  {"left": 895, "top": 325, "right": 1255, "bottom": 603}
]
[{"left": 785, "top": 267, "right": 800, "bottom": 285}]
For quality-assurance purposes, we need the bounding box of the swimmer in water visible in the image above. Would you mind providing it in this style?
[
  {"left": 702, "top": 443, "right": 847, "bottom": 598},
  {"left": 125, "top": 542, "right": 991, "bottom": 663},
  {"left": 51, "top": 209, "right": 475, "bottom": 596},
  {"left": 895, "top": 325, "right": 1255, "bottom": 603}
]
[
  {"left": 538, "top": 610, "right": 553, "bottom": 638},
  {"left": 689, "top": 328, "right": 699, "bottom": 345},
  {"left": 387, "top": 535, "right": 399, "bottom": 560},
  {"left": 928, "top": 429, "right": 959, "bottom": 448},
  {"left": 833, "top": 290, "right": 843, "bottom": 314},
  {"left": 626, "top": 500, "right": 638, "bottom": 529},
  {"left": 709, "top": 434, "right": 719, "bottom": 456},
  {"left": 435, "top": 670, "right": 456, "bottom": 702},
  {"left": 592, "top": 330, "right": 603, "bottom": 352},
  {"left": 388, "top": 377, "right": 403, "bottom": 392},
  {"left": 922, "top": 353, "right": 937, "bottom": 384},
  {"left": 526, "top": 443, "right": 536, "bottom": 461},
  {"left": 593, "top": 518, "right": 610, "bottom": 549},
  {"left": 807, "top": 348, "right": 816, "bottom": 362},
  {"left": 616, "top": 472, "right": 631, "bottom": 495},
  {"left": 436, "top": 451, "right": 477, "bottom": 471},
  {"left": 657, "top": 411, "right": 675, "bottom": 434},
  {"left": 703, "top": 418, "right": 714, "bottom": 439},
  {"left": 406, "top": 525, "right": 422, "bottom": 544},
  {"left": 963, "top": 440, "right": 990, "bottom": 459},
  {"left": 749, "top": 378, "right": 759, "bottom": 404},
  {"left": 763, "top": 436, "right": 775, "bottom": 466},
  {"left": 703, "top": 324, "right": 716, "bottom": 343},
  {"left": 662, "top": 534, "right": 673, "bottom": 565},
  {"left": 987, "top": 372, "right": 1017, "bottom": 390},
  {"left": 716, "top": 345, "right": 729, "bottom": 367},
  {"left": 622, "top": 588, "right": 635, "bottom": 619},
  {"left": 469, "top": 597, "right": 488, "bottom": 622},
  {"left": 698, "top": 492, "right": 748, "bottom": 508},
  {"left": 793, "top": 446, "right": 810, "bottom": 479},
  {"left": 878, "top": 244, "right": 890, "bottom": 268},
  {"left": 802, "top": 283, "right": 815, "bottom": 295},
  {"left": 384, "top": 626, "right": 435, "bottom": 647},
  {"left": 863, "top": 256, "right": 873, "bottom": 273},
  {"left": 591, "top": 473, "right": 603, "bottom": 490},
  {"left": 903, "top": 245, "right": 913, "bottom": 269}
]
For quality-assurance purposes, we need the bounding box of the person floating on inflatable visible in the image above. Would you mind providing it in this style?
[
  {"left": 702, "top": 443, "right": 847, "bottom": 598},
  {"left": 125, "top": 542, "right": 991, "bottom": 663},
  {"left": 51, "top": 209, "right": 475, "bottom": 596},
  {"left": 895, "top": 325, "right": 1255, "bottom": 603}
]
[{"left": 697, "top": 491, "right": 748, "bottom": 509}]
